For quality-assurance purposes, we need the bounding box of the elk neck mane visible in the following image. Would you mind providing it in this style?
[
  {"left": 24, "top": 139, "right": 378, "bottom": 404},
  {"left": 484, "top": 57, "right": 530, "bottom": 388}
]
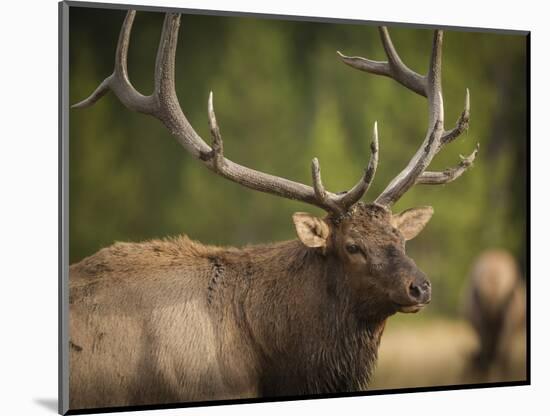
[{"left": 199, "top": 236, "right": 387, "bottom": 393}]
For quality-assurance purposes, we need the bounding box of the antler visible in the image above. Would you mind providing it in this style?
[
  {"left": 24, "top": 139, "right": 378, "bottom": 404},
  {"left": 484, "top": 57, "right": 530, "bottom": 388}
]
[
  {"left": 72, "top": 10, "right": 379, "bottom": 215},
  {"left": 338, "top": 27, "right": 477, "bottom": 207}
]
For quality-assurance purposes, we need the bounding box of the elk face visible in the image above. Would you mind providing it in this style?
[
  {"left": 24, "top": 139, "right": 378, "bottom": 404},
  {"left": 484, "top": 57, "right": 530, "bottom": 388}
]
[{"left": 293, "top": 203, "right": 433, "bottom": 318}]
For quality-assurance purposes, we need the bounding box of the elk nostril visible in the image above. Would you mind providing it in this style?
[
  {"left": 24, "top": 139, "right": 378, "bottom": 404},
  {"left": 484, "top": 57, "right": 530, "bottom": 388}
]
[{"left": 408, "top": 282, "right": 422, "bottom": 300}]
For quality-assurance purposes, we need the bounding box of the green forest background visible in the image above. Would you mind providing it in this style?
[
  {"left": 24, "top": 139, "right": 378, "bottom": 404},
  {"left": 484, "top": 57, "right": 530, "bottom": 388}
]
[{"left": 69, "top": 7, "right": 527, "bottom": 316}]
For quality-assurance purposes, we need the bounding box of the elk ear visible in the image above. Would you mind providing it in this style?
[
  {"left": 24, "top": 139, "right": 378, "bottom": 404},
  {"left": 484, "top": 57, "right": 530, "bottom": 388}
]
[
  {"left": 292, "top": 212, "right": 330, "bottom": 248},
  {"left": 391, "top": 206, "right": 434, "bottom": 241}
]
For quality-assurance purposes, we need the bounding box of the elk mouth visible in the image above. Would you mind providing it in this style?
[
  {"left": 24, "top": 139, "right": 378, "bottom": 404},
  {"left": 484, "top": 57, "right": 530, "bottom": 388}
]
[{"left": 394, "top": 302, "right": 427, "bottom": 313}]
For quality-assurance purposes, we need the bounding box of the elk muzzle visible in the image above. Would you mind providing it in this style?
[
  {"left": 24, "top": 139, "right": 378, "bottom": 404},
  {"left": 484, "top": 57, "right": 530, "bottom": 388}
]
[{"left": 396, "top": 271, "right": 431, "bottom": 313}]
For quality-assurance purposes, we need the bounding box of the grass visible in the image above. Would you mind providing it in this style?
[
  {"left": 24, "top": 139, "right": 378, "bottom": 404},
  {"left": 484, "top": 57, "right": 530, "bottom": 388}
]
[{"left": 371, "top": 317, "right": 483, "bottom": 390}]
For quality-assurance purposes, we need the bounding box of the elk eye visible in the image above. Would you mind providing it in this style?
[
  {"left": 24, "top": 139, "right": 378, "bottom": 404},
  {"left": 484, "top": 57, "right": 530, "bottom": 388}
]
[{"left": 346, "top": 244, "right": 360, "bottom": 254}]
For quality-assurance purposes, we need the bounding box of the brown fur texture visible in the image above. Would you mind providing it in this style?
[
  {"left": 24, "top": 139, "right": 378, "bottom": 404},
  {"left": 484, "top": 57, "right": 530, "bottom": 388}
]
[{"left": 69, "top": 203, "right": 431, "bottom": 409}]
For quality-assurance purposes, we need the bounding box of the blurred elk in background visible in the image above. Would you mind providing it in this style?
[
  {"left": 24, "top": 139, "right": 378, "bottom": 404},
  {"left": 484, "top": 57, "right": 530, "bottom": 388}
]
[{"left": 463, "top": 250, "right": 526, "bottom": 382}]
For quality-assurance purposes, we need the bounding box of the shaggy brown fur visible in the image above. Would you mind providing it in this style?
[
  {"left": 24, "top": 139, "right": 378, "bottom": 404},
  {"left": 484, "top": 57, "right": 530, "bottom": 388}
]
[{"left": 69, "top": 203, "right": 431, "bottom": 409}]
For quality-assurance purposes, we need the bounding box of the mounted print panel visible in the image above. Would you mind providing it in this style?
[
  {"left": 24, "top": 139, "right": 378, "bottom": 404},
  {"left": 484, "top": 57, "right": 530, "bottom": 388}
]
[{"left": 59, "top": 1, "right": 529, "bottom": 414}]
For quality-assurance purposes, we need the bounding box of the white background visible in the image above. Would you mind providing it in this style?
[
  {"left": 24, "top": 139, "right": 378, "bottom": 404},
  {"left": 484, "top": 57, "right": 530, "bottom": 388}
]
[{"left": 0, "top": 0, "right": 546, "bottom": 414}]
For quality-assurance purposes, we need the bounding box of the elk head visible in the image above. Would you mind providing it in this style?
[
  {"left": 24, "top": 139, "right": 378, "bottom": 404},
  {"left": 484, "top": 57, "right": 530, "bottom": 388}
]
[
  {"left": 293, "top": 204, "right": 433, "bottom": 317},
  {"left": 73, "top": 12, "right": 478, "bottom": 317}
]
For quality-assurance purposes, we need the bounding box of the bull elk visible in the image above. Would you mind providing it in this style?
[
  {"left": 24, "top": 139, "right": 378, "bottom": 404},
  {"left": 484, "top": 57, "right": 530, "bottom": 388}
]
[{"left": 69, "top": 10, "right": 478, "bottom": 409}]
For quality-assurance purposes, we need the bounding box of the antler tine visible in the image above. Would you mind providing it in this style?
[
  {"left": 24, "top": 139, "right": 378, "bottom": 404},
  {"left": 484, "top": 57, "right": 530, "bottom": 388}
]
[
  {"left": 73, "top": 10, "right": 383, "bottom": 216},
  {"left": 426, "top": 30, "right": 444, "bottom": 126},
  {"left": 113, "top": 9, "right": 133, "bottom": 80},
  {"left": 337, "top": 27, "right": 426, "bottom": 97},
  {"left": 337, "top": 122, "right": 379, "bottom": 210},
  {"left": 417, "top": 143, "right": 479, "bottom": 185},
  {"left": 311, "top": 158, "right": 344, "bottom": 214},
  {"left": 72, "top": 10, "right": 155, "bottom": 114},
  {"left": 154, "top": 13, "right": 180, "bottom": 104},
  {"left": 207, "top": 92, "right": 225, "bottom": 171},
  {"left": 378, "top": 27, "right": 428, "bottom": 97},
  {"left": 71, "top": 77, "right": 111, "bottom": 109},
  {"left": 441, "top": 88, "right": 470, "bottom": 147}
]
